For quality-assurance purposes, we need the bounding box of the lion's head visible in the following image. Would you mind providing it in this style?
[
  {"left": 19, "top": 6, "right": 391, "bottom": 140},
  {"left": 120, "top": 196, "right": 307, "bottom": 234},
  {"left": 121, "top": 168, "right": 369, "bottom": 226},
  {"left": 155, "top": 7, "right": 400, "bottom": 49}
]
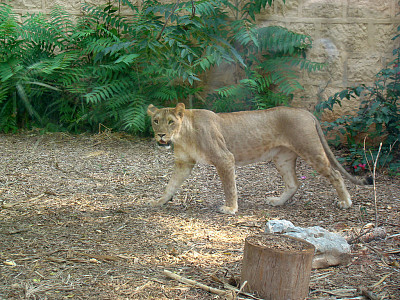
[{"left": 147, "top": 103, "right": 185, "bottom": 148}]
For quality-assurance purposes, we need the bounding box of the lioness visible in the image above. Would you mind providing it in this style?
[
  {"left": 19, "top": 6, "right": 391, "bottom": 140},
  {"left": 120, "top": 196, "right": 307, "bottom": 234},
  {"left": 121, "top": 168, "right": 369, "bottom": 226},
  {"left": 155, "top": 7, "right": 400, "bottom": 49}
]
[{"left": 147, "top": 103, "right": 371, "bottom": 214}]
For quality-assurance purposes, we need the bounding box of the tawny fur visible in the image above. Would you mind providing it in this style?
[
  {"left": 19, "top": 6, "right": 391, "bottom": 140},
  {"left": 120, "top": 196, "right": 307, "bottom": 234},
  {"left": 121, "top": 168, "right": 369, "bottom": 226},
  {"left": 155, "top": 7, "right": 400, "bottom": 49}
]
[{"left": 147, "top": 103, "right": 370, "bottom": 214}]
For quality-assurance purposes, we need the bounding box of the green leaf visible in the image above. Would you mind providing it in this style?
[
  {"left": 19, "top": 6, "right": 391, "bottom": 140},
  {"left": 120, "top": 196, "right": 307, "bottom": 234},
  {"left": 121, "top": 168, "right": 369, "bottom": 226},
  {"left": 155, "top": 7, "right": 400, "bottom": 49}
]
[{"left": 114, "top": 53, "right": 140, "bottom": 64}]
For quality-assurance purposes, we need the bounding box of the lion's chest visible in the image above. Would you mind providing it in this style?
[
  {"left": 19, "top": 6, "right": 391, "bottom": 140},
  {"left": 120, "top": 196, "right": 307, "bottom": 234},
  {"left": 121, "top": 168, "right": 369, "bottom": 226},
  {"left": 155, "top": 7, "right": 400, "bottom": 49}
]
[{"left": 175, "top": 143, "right": 211, "bottom": 164}]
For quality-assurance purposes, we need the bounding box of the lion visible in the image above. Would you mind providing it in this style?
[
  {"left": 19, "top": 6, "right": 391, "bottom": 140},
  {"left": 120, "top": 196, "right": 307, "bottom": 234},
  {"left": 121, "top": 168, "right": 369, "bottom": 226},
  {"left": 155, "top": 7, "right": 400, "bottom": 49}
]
[{"left": 147, "top": 103, "right": 372, "bottom": 214}]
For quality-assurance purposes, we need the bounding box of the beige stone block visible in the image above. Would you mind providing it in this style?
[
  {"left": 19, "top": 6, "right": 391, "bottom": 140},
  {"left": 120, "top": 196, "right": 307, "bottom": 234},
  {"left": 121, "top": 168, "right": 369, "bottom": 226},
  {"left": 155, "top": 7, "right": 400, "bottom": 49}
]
[
  {"left": 320, "top": 23, "right": 368, "bottom": 53},
  {"left": 306, "top": 62, "right": 343, "bottom": 85},
  {"left": 255, "top": 3, "right": 275, "bottom": 20},
  {"left": 305, "top": 39, "right": 346, "bottom": 85},
  {"left": 302, "top": 0, "right": 344, "bottom": 18},
  {"left": 10, "top": 0, "right": 43, "bottom": 10},
  {"left": 310, "top": 86, "right": 361, "bottom": 122},
  {"left": 274, "top": 0, "right": 299, "bottom": 18},
  {"left": 307, "top": 37, "right": 340, "bottom": 62},
  {"left": 298, "top": 72, "right": 338, "bottom": 100},
  {"left": 284, "top": 22, "right": 316, "bottom": 37},
  {"left": 371, "top": 24, "right": 399, "bottom": 53},
  {"left": 80, "top": 0, "right": 109, "bottom": 6},
  {"left": 320, "top": 98, "right": 360, "bottom": 122},
  {"left": 347, "top": 0, "right": 392, "bottom": 19},
  {"left": 257, "top": 0, "right": 299, "bottom": 21},
  {"left": 347, "top": 54, "right": 382, "bottom": 85},
  {"left": 291, "top": 84, "right": 320, "bottom": 108},
  {"left": 44, "top": 0, "right": 81, "bottom": 11}
]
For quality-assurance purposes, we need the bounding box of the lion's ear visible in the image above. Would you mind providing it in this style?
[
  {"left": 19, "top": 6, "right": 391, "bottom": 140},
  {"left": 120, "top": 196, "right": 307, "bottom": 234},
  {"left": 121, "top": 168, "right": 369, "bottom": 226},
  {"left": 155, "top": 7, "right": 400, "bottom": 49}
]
[
  {"left": 175, "top": 103, "right": 185, "bottom": 119},
  {"left": 147, "top": 104, "right": 158, "bottom": 117}
]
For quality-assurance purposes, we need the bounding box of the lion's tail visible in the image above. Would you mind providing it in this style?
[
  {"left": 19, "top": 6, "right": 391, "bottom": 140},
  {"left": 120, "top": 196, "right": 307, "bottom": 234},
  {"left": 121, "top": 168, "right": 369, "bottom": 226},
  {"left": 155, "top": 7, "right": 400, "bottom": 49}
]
[{"left": 315, "top": 116, "right": 373, "bottom": 186}]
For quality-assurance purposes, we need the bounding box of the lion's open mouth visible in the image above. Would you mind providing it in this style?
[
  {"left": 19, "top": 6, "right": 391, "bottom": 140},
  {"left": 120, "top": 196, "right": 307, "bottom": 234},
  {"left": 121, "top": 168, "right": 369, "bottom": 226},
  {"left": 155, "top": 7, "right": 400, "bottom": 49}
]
[{"left": 157, "top": 140, "right": 172, "bottom": 147}]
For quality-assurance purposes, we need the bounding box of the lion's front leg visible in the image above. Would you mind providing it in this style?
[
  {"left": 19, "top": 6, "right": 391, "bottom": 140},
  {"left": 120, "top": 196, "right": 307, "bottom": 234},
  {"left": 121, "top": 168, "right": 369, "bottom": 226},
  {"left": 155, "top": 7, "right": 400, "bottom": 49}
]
[
  {"left": 214, "top": 153, "right": 238, "bottom": 215},
  {"left": 151, "top": 160, "right": 195, "bottom": 207}
]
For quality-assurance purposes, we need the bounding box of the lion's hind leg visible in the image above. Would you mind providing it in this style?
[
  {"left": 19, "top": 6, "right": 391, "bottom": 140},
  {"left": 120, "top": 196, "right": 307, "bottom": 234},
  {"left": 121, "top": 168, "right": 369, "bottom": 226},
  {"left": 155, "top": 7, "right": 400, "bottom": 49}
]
[
  {"left": 266, "top": 149, "right": 300, "bottom": 207},
  {"left": 306, "top": 154, "right": 352, "bottom": 209},
  {"left": 323, "top": 167, "right": 352, "bottom": 208}
]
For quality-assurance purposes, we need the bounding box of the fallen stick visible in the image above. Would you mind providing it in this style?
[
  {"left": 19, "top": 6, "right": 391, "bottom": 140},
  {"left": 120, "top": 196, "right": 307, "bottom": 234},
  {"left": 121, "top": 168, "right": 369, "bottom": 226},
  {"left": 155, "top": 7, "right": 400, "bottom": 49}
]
[
  {"left": 74, "top": 251, "right": 120, "bottom": 262},
  {"left": 310, "top": 288, "right": 357, "bottom": 297},
  {"left": 359, "top": 287, "right": 380, "bottom": 300},
  {"left": 370, "top": 272, "right": 394, "bottom": 288},
  {"left": 204, "top": 269, "right": 262, "bottom": 300},
  {"left": 163, "top": 270, "right": 235, "bottom": 299},
  {"left": 223, "top": 283, "right": 263, "bottom": 300},
  {"left": 387, "top": 233, "right": 400, "bottom": 239}
]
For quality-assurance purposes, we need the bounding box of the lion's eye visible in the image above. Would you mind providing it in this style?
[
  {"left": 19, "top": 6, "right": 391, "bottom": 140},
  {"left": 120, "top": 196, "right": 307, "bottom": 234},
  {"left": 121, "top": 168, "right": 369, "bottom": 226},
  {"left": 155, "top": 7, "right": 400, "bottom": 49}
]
[
  {"left": 153, "top": 119, "right": 159, "bottom": 125},
  {"left": 168, "top": 120, "right": 175, "bottom": 125}
]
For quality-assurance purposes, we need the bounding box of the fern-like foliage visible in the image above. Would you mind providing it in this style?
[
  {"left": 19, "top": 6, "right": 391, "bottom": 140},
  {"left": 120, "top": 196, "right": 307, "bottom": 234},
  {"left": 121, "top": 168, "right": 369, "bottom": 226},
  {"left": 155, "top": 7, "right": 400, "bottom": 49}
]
[
  {"left": 212, "top": 23, "right": 325, "bottom": 110},
  {"left": 0, "top": 0, "right": 323, "bottom": 134},
  {"left": 0, "top": 5, "right": 88, "bottom": 132}
]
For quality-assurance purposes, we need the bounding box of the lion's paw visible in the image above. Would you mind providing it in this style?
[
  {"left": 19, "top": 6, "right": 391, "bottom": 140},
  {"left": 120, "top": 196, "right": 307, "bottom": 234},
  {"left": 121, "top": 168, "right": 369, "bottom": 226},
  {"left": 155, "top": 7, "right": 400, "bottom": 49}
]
[
  {"left": 149, "top": 201, "right": 161, "bottom": 207},
  {"left": 149, "top": 196, "right": 173, "bottom": 207},
  {"left": 266, "top": 197, "right": 285, "bottom": 207},
  {"left": 218, "top": 205, "right": 238, "bottom": 215},
  {"left": 149, "top": 199, "right": 166, "bottom": 207},
  {"left": 337, "top": 199, "right": 352, "bottom": 209}
]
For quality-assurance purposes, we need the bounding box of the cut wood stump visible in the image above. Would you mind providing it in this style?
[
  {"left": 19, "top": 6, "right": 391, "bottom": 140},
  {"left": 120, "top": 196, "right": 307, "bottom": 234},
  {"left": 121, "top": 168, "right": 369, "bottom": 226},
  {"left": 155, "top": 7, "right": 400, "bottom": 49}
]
[{"left": 241, "top": 233, "right": 315, "bottom": 300}]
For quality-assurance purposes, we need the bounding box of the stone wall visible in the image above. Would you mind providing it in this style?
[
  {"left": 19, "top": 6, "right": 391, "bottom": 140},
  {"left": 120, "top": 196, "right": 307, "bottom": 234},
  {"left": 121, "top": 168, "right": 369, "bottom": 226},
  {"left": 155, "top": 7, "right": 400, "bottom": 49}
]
[
  {"left": 5, "top": 0, "right": 400, "bottom": 115},
  {"left": 3, "top": 0, "right": 109, "bottom": 15},
  {"left": 206, "top": 0, "right": 400, "bottom": 116},
  {"left": 257, "top": 0, "right": 400, "bottom": 116}
]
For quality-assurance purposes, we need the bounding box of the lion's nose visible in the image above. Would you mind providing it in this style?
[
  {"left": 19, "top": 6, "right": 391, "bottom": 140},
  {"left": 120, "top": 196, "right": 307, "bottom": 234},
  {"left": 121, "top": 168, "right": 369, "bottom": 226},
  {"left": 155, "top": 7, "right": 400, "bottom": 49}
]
[{"left": 158, "top": 134, "right": 166, "bottom": 138}]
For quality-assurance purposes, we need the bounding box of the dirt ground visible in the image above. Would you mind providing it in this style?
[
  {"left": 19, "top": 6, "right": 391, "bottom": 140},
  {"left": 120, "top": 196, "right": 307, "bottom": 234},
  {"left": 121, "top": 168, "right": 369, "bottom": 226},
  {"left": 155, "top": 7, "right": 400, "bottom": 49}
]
[{"left": 0, "top": 132, "right": 399, "bottom": 300}]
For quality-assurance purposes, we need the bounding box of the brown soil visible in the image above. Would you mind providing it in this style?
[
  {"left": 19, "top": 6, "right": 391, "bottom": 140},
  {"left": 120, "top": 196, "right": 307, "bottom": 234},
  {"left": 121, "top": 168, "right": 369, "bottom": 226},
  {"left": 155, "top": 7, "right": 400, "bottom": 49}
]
[{"left": 0, "top": 132, "right": 399, "bottom": 299}]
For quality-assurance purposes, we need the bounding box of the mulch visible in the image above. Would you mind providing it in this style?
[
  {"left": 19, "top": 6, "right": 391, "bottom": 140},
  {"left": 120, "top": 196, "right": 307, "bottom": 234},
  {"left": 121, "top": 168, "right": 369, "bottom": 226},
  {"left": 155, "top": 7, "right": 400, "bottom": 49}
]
[{"left": 0, "top": 132, "right": 399, "bottom": 299}]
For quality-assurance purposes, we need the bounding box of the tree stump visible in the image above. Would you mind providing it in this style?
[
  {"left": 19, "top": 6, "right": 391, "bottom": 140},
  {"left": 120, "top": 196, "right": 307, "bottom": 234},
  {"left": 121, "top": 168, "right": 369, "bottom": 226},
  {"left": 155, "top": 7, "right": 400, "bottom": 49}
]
[{"left": 240, "top": 233, "right": 315, "bottom": 300}]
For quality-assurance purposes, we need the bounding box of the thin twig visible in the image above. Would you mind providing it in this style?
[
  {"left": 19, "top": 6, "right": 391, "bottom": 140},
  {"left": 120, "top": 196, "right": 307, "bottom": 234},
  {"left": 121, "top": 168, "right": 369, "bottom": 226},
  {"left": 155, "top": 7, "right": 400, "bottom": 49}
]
[
  {"left": 237, "top": 281, "right": 247, "bottom": 295},
  {"left": 310, "top": 271, "right": 334, "bottom": 282},
  {"left": 370, "top": 272, "right": 394, "bottom": 288},
  {"left": 387, "top": 233, "right": 400, "bottom": 239},
  {"left": 364, "top": 137, "right": 382, "bottom": 228},
  {"left": 363, "top": 137, "right": 372, "bottom": 174},
  {"left": 203, "top": 268, "right": 261, "bottom": 300},
  {"left": 380, "top": 139, "right": 398, "bottom": 168},
  {"left": 163, "top": 269, "right": 235, "bottom": 299},
  {"left": 371, "top": 142, "right": 382, "bottom": 228},
  {"left": 223, "top": 283, "right": 263, "bottom": 300},
  {"left": 310, "top": 288, "right": 357, "bottom": 297},
  {"left": 156, "top": 0, "right": 180, "bottom": 41},
  {"left": 362, "top": 244, "right": 390, "bottom": 266}
]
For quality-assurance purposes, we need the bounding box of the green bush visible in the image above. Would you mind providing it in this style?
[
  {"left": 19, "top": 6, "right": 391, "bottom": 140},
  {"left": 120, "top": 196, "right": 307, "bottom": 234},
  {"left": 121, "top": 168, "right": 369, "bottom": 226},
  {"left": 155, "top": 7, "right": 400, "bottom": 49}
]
[
  {"left": 212, "top": 25, "right": 324, "bottom": 112},
  {"left": 316, "top": 25, "right": 400, "bottom": 174},
  {"left": 0, "top": 0, "right": 323, "bottom": 134}
]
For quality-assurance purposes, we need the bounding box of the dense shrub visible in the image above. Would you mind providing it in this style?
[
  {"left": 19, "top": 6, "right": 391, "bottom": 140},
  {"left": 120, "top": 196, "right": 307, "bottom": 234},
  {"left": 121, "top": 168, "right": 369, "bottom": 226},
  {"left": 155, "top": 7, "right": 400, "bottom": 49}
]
[
  {"left": 316, "top": 25, "right": 400, "bottom": 174},
  {"left": 0, "top": 0, "right": 322, "bottom": 134}
]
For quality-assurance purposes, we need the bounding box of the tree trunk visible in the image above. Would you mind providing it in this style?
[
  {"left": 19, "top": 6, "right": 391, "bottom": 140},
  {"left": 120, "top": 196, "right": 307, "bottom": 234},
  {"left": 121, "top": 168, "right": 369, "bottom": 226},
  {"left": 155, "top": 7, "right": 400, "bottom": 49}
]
[{"left": 241, "top": 234, "right": 315, "bottom": 300}]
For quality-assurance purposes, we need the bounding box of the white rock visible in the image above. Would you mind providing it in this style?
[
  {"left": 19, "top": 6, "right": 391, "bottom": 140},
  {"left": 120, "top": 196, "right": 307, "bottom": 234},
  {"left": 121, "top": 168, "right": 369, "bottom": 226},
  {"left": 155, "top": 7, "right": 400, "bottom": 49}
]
[
  {"left": 265, "top": 220, "right": 295, "bottom": 234},
  {"left": 265, "top": 220, "right": 351, "bottom": 269}
]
